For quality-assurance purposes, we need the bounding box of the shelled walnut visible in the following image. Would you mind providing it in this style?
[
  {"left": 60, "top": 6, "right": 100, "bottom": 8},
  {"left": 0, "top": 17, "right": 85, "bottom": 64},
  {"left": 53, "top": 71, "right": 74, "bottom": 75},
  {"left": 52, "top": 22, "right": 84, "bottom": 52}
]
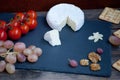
[
  {"left": 88, "top": 52, "right": 101, "bottom": 63},
  {"left": 90, "top": 63, "right": 101, "bottom": 71},
  {"left": 80, "top": 59, "right": 89, "bottom": 66}
]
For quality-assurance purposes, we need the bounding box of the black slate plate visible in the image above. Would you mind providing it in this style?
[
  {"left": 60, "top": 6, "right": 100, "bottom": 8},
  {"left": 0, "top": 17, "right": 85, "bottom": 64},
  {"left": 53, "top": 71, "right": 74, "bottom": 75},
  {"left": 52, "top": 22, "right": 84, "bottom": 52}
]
[{"left": 0, "top": 13, "right": 112, "bottom": 77}]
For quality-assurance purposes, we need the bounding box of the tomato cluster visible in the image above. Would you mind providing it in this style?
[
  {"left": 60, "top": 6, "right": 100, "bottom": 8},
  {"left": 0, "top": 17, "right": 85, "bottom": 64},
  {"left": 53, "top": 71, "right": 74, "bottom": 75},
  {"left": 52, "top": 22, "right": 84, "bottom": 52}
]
[{"left": 0, "top": 10, "right": 37, "bottom": 41}]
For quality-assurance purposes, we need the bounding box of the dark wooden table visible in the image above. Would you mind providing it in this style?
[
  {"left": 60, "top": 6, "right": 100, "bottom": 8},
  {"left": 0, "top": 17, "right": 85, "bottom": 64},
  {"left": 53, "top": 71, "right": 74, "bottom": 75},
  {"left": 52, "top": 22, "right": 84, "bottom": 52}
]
[{"left": 0, "top": 9, "right": 120, "bottom": 80}]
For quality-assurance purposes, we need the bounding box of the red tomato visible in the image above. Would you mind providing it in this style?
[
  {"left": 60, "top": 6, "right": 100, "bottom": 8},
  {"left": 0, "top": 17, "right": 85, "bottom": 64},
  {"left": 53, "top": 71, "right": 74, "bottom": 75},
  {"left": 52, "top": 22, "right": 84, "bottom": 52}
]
[
  {"left": 14, "top": 12, "right": 25, "bottom": 22},
  {"left": 8, "top": 27, "right": 21, "bottom": 40},
  {"left": 0, "top": 29, "right": 7, "bottom": 41},
  {"left": 20, "top": 23, "right": 29, "bottom": 35},
  {"left": 25, "top": 18, "right": 37, "bottom": 30},
  {"left": 0, "top": 20, "right": 7, "bottom": 31},
  {"left": 9, "top": 19, "right": 20, "bottom": 28},
  {"left": 26, "top": 10, "right": 37, "bottom": 19}
]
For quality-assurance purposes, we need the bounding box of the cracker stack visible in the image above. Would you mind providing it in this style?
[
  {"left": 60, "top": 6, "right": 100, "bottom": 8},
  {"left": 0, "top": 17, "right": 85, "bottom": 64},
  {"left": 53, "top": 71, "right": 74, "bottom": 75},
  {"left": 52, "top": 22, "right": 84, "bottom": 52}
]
[{"left": 99, "top": 7, "right": 120, "bottom": 24}]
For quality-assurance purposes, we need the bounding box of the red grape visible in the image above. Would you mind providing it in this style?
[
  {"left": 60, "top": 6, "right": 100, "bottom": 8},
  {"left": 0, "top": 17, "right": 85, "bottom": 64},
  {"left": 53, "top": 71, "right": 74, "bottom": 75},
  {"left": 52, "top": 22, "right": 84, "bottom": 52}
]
[
  {"left": 0, "top": 60, "right": 6, "bottom": 72},
  {"left": 14, "top": 42, "right": 26, "bottom": 52},
  {"left": 6, "top": 63, "right": 15, "bottom": 74},
  {"left": 68, "top": 59, "right": 78, "bottom": 68},
  {"left": 33, "top": 47, "right": 42, "bottom": 56},
  {"left": 23, "top": 48, "right": 32, "bottom": 56},
  {"left": 5, "top": 54, "right": 16, "bottom": 64},
  {"left": 27, "top": 54, "right": 38, "bottom": 62},
  {"left": 3, "top": 40, "right": 14, "bottom": 49},
  {"left": 17, "top": 53, "right": 26, "bottom": 62}
]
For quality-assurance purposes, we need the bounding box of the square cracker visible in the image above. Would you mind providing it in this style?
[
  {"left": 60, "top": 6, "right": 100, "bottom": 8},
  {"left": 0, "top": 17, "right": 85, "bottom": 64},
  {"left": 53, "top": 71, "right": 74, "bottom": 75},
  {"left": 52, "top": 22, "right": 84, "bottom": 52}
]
[
  {"left": 112, "top": 59, "right": 120, "bottom": 71},
  {"left": 113, "top": 29, "right": 120, "bottom": 38},
  {"left": 99, "top": 7, "right": 120, "bottom": 24}
]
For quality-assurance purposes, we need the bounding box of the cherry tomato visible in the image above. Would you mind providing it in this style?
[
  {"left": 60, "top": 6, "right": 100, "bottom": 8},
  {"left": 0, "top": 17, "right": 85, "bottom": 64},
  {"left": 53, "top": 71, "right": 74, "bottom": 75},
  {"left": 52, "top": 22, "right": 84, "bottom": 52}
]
[
  {"left": 9, "top": 19, "right": 20, "bottom": 28},
  {"left": 20, "top": 23, "right": 29, "bottom": 35},
  {"left": 26, "top": 10, "right": 37, "bottom": 19},
  {"left": 8, "top": 27, "right": 21, "bottom": 40},
  {"left": 14, "top": 12, "right": 25, "bottom": 22},
  {"left": 25, "top": 18, "right": 37, "bottom": 30},
  {"left": 0, "top": 29, "right": 7, "bottom": 41},
  {"left": 0, "top": 20, "right": 7, "bottom": 31}
]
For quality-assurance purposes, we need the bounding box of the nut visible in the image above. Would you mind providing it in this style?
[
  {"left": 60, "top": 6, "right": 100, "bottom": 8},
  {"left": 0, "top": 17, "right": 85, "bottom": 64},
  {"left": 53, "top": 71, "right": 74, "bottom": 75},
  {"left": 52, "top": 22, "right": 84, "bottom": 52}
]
[
  {"left": 88, "top": 52, "right": 101, "bottom": 63},
  {"left": 80, "top": 59, "right": 89, "bottom": 66},
  {"left": 90, "top": 63, "right": 101, "bottom": 71}
]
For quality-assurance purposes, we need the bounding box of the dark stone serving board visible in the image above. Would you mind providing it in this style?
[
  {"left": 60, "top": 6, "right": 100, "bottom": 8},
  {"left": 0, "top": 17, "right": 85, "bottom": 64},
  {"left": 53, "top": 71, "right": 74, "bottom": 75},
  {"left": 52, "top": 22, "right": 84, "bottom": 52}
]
[{"left": 0, "top": 13, "right": 112, "bottom": 77}]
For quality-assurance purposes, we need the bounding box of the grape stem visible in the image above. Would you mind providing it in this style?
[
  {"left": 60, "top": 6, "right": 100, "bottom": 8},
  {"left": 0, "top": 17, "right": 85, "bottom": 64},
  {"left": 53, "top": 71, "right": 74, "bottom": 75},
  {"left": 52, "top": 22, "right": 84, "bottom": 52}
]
[
  {"left": 68, "top": 58, "right": 72, "bottom": 62},
  {"left": 0, "top": 47, "right": 18, "bottom": 58},
  {"left": 6, "top": 47, "right": 13, "bottom": 53}
]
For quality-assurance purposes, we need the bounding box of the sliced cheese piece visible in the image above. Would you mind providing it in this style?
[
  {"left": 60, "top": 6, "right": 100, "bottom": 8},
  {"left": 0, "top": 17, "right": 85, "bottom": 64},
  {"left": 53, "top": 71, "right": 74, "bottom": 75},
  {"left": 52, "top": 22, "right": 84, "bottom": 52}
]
[
  {"left": 44, "top": 29, "right": 61, "bottom": 46},
  {"left": 46, "top": 3, "right": 84, "bottom": 31}
]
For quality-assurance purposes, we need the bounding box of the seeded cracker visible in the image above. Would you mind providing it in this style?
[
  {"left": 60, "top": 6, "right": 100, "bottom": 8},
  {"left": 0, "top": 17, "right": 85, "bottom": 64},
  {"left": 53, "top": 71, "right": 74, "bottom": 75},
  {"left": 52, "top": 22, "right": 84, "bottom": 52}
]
[
  {"left": 112, "top": 59, "right": 120, "bottom": 71},
  {"left": 99, "top": 7, "right": 120, "bottom": 24},
  {"left": 113, "top": 29, "right": 120, "bottom": 39}
]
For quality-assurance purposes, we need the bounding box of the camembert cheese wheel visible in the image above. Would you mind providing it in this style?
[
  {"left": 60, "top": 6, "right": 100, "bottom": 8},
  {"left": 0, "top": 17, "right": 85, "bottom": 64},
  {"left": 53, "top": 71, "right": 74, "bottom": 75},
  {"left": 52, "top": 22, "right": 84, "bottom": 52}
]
[{"left": 46, "top": 3, "right": 84, "bottom": 31}]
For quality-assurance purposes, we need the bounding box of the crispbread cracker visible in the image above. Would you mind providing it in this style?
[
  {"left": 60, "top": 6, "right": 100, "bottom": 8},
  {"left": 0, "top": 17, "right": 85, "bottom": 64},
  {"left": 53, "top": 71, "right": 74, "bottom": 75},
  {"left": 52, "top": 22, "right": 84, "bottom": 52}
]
[
  {"left": 99, "top": 7, "right": 120, "bottom": 24},
  {"left": 113, "top": 29, "right": 120, "bottom": 38},
  {"left": 112, "top": 59, "right": 120, "bottom": 71}
]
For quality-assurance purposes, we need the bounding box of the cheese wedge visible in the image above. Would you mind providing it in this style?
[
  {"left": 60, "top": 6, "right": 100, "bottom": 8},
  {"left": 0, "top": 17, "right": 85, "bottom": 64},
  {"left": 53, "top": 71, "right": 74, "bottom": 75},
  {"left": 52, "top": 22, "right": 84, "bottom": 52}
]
[{"left": 44, "top": 29, "right": 61, "bottom": 46}]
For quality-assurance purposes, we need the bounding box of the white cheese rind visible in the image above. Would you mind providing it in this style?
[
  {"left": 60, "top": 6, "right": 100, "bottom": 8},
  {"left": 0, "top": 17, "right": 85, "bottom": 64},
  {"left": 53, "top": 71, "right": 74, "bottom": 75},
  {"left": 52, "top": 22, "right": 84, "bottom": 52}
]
[
  {"left": 46, "top": 3, "right": 84, "bottom": 31},
  {"left": 44, "top": 29, "right": 61, "bottom": 46}
]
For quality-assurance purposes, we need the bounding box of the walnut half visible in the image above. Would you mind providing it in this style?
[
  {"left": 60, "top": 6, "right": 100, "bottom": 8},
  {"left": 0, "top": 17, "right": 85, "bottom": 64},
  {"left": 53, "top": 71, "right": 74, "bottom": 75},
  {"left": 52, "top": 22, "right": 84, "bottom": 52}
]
[
  {"left": 88, "top": 52, "right": 101, "bottom": 63},
  {"left": 90, "top": 63, "right": 101, "bottom": 71},
  {"left": 80, "top": 59, "right": 89, "bottom": 66}
]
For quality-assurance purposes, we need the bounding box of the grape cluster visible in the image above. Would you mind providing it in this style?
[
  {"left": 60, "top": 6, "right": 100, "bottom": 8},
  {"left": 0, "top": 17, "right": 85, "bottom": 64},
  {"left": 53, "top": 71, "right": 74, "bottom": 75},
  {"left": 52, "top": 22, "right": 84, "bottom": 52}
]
[{"left": 0, "top": 40, "right": 42, "bottom": 74}]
